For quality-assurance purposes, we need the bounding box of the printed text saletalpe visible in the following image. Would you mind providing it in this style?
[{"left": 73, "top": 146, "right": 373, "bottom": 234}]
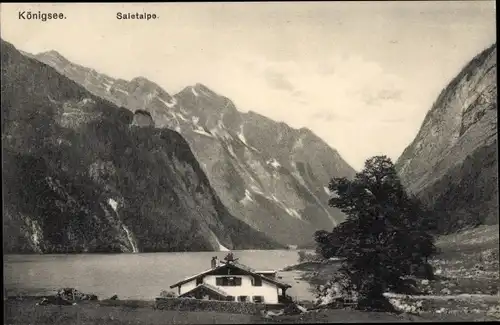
[{"left": 116, "top": 12, "right": 158, "bottom": 20}]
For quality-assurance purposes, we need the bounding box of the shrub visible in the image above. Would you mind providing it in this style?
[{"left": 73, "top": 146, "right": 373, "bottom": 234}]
[
  {"left": 297, "top": 250, "right": 321, "bottom": 263},
  {"left": 159, "top": 290, "right": 177, "bottom": 298}
]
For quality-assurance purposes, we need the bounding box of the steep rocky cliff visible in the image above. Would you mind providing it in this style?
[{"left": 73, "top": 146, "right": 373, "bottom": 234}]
[
  {"left": 33, "top": 51, "right": 356, "bottom": 246},
  {"left": 396, "top": 43, "right": 498, "bottom": 233},
  {"left": 2, "top": 39, "right": 280, "bottom": 253}
]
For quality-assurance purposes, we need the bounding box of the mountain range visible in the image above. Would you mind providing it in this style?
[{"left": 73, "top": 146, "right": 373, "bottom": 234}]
[
  {"left": 2, "top": 38, "right": 497, "bottom": 253},
  {"left": 31, "top": 50, "right": 356, "bottom": 247},
  {"left": 2, "top": 39, "right": 282, "bottom": 253}
]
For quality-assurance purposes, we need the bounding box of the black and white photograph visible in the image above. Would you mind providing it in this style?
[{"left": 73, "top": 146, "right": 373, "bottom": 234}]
[{"left": 2, "top": 1, "right": 498, "bottom": 323}]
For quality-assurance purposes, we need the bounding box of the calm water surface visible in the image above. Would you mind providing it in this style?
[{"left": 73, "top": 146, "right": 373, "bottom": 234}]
[{"left": 4, "top": 250, "right": 315, "bottom": 301}]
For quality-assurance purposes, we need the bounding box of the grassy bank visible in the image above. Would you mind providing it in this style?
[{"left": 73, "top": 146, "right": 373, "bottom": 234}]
[
  {"left": 4, "top": 298, "right": 254, "bottom": 325},
  {"left": 5, "top": 297, "right": 496, "bottom": 324}
]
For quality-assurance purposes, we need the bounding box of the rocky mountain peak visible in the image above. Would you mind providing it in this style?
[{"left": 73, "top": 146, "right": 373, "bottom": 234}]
[
  {"left": 38, "top": 50, "right": 66, "bottom": 60},
  {"left": 194, "top": 83, "right": 218, "bottom": 95},
  {"left": 34, "top": 50, "right": 71, "bottom": 69},
  {"left": 176, "top": 83, "right": 218, "bottom": 100},
  {"left": 128, "top": 77, "right": 167, "bottom": 95}
]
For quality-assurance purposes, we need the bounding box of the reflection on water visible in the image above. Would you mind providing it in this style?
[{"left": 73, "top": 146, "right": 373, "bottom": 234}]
[{"left": 4, "top": 250, "right": 315, "bottom": 301}]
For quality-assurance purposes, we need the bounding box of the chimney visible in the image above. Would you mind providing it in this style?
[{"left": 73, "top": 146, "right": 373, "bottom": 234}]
[
  {"left": 211, "top": 257, "right": 216, "bottom": 268},
  {"left": 214, "top": 256, "right": 219, "bottom": 267}
]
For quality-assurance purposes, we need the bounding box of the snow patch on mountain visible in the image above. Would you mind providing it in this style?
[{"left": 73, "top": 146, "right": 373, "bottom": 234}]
[
  {"left": 240, "top": 189, "right": 254, "bottom": 206},
  {"left": 237, "top": 124, "right": 248, "bottom": 145},
  {"left": 191, "top": 87, "right": 199, "bottom": 97},
  {"left": 227, "top": 144, "right": 237, "bottom": 158},
  {"left": 285, "top": 207, "right": 303, "bottom": 220},
  {"left": 267, "top": 158, "right": 281, "bottom": 169},
  {"left": 176, "top": 113, "right": 189, "bottom": 122},
  {"left": 193, "top": 128, "right": 214, "bottom": 137},
  {"left": 250, "top": 185, "right": 264, "bottom": 195},
  {"left": 115, "top": 88, "right": 129, "bottom": 95},
  {"left": 157, "top": 96, "right": 177, "bottom": 108},
  {"left": 108, "top": 198, "right": 118, "bottom": 212},
  {"left": 192, "top": 116, "right": 200, "bottom": 125},
  {"left": 103, "top": 82, "right": 113, "bottom": 92}
]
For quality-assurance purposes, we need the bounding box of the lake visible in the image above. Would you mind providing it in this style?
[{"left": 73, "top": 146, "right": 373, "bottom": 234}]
[{"left": 3, "top": 250, "right": 315, "bottom": 301}]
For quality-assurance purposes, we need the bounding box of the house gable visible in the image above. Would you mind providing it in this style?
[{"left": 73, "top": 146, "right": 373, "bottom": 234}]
[
  {"left": 178, "top": 283, "right": 229, "bottom": 300},
  {"left": 170, "top": 262, "right": 290, "bottom": 290}
]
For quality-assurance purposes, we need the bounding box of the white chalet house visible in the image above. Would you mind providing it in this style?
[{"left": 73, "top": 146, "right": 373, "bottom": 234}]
[{"left": 169, "top": 256, "right": 292, "bottom": 304}]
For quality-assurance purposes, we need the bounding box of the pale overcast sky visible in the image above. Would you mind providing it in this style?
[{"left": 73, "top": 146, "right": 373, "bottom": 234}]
[{"left": 1, "top": 2, "right": 496, "bottom": 170}]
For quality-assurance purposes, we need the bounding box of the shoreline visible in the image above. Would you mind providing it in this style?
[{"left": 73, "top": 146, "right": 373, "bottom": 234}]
[
  {"left": 280, "top": 257, "right": 344, "bottom": 271},
  {"left": 3, "top": 248, "right": 294, "bottom": 256}
]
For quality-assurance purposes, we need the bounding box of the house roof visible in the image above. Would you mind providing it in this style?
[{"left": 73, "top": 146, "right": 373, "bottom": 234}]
[
  {"left": 170, "top": 261, "right": 291, "bottom": 289},
  {"left": 178, "top": 283, "right": 229, "bottom": 298}
]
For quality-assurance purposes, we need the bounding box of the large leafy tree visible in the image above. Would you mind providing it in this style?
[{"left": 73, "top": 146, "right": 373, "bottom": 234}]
[{"left": 316, "top": 156, "right": 437, "bottom": 310}]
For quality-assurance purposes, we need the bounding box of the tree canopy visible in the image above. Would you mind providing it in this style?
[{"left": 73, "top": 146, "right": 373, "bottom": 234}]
[{"left": 315, "top": 156, "right": 437, "bottom": 310}]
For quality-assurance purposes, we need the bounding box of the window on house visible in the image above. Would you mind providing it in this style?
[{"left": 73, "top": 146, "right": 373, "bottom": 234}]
[
  {"left": 238, "top": 295, "right": 248, "bottom": 302},
  {"left": 253, "top": 277, "right": 262, "bottom": 286},
  {"left": 253, "top": 296, "right": 264, "bottom": 303},
  {"left": 216, "top": 277, "right": 242, "bottom": 286},
  {"left": 196, "top": 277, "right": 203, "bottom": 285},
  {"left": 226, "top": 296, "right": 235, "bottom": 301}
]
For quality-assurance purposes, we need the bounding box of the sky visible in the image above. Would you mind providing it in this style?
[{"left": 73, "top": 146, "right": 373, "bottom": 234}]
[{"left": 1, "top": 2, "right": 496, "bottom": 170}]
